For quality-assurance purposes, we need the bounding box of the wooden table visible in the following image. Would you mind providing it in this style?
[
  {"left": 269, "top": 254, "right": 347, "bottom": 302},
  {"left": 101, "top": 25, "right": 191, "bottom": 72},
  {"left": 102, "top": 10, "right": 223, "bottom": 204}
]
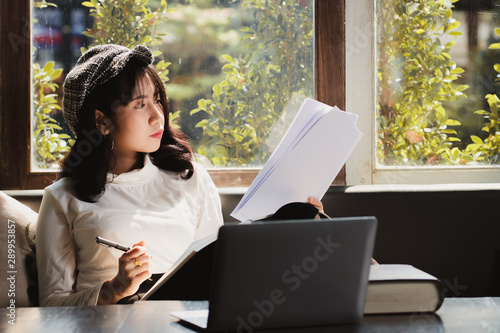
[{"left": 2, "top": 297, "right": 499, "bottom": 332}]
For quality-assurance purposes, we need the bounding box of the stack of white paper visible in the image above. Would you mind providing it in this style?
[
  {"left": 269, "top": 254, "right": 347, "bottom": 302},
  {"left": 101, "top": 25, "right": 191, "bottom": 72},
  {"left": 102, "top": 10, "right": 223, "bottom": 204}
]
[{"left": 230, "top": 98, "right": 363, "bottom": 222}]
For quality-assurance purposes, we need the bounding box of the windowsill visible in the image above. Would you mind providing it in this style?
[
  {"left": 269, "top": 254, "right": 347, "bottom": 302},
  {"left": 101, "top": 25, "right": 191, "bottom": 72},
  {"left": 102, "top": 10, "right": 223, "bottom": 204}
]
[
  {"left": 4, "top": 183, "right": 500, "bottom": 198},
  {"left": 219, "top": 183, "right": 500, "bottom": 196},
  {"left": 333, "top": 183, "right": 500, "bottom": 193},
  {"left": 2, "top": 189, "right": 46, "bottom": 197}
]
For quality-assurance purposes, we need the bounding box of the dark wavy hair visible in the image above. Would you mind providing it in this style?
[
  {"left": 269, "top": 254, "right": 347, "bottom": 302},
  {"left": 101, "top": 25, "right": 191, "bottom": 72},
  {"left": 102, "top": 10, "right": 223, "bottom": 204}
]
[{"left": 60, "top": 59, "right": 193, "bottom": 202}]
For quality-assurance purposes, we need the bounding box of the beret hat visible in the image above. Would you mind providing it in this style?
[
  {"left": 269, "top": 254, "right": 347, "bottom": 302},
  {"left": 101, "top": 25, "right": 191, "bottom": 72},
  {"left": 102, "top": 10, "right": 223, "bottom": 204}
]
[{"left": 63, "top": 44, "right": 153, "bottom": 134}]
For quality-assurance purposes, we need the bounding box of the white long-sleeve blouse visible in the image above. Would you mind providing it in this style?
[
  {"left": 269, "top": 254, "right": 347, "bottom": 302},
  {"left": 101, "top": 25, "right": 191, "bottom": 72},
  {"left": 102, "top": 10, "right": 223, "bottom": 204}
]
[{"left": 36, "top": 155, "right": 223, "bottom": 306}]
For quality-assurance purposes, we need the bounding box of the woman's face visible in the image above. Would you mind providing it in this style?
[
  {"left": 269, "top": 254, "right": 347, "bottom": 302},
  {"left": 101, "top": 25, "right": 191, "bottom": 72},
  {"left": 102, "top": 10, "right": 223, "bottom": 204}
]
[{"left": 109, "top": 75, "right": 165, "bottom": 159}]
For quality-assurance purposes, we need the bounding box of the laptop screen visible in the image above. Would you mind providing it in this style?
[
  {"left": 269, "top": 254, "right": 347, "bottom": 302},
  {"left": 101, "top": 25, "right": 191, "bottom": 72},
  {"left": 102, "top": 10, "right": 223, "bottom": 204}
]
[{"left": 203, "top": 217, "right": 377, "bottom": 332}]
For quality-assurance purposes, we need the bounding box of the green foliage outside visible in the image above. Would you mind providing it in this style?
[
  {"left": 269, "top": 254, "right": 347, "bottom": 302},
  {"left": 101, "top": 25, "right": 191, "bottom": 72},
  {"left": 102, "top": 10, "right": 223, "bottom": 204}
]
[
  {"left": 32, "top": 61, "right": 74, "bottom": 168},
  {"left": 32, "top": 0, "right": 499, "bottom": 170},
  {"left": 77, "top": 0, "right": 314, "bottom": 167},
  {"left": 81, "top": 0, "right": 181, "bottom": 128},
  {"left": 81, "top": 0, "right": 168, "bottom": 52},
  {"left": 377, "top": 0, "right": 468, "bottom": 166},
  {"left": 32, "top": 0, "right": 177, "bottom": 169},
  {"left": 190, "top": 0, "right": 314, "bottom": 166},
  {"left": 32, "top": 1, "right": 73, "bottom": 169},
  {"left": 465, "top": 28, "right": 500, "bottom": 163},
  {"left": 151, "top": 3, "right": 250, "bottom": 142},
  {"left": 377, "top": 0, "right": 500, "bottom": 166}
]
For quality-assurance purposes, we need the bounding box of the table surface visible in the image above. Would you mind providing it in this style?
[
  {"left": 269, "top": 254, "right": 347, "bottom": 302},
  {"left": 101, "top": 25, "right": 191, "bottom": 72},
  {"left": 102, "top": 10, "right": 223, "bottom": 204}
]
[{"left": 2, "top": 297, "right": 500, "bottom": 332}]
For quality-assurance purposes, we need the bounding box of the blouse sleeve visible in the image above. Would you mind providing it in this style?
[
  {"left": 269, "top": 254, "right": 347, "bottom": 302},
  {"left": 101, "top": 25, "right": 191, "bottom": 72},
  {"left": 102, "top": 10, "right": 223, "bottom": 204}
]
[
  {"left": 193, "top": 164, "right": 224, "bottom": 240},
  {"left": 36, "top": 188, "right": 103, "bottom": 306}
]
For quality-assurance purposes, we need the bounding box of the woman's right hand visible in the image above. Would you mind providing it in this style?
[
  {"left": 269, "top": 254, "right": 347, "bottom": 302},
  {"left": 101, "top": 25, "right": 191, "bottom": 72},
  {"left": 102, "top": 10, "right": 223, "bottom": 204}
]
[{"left": 97, "top": 240, "right": 152, "bottom": 305}]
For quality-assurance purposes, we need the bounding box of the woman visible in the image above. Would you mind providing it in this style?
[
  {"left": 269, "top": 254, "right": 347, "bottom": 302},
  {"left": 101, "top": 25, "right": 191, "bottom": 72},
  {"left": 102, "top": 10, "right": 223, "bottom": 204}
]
[
  {"left": 36, "top": 44, "right": 225, "bottom": 306},
  {"left": 36, "top": 44, "right": 324, "bottom": 306}
]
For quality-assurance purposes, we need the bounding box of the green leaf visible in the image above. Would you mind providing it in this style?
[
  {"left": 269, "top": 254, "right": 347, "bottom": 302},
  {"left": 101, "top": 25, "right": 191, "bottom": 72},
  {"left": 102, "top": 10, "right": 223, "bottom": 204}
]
[
  {"left": 444, "top": 119, "right": 461, "bottom": 126},
  {"left": 448, "top": 31, "right": 462, "bottom": 37},
  {"left": 213, "top": 83, "right": 221, "bottom": 98},
  {"left": 42, "top": 61, "right": 54, "bottom": 72},
  {"left": 466, "top": 143, "right": 481, "bottom": 151},
  {"left": 451, "top": 68, "right": 464, "bottom": 74},
  {"left": 50, "top": 68, "right": 63, "bottom": 80},
  {"left": 222, "top": 55, "right": 235, "bottom": 63},
  {"left": 441, "top": 129, "right": 457, "bottom": 134},
  {"left": 222, "top": 64, "right": 235, "bottom": 74},
  {"left": 81, "top": 1, "right": 95, "bottom": 8},
  {"left": 471, "top": 135, "right": 483, "bottom": 145},
  {"left": 441, "top": 52, "right": 451, "bottom": 59},
  {"left": 195, "top": 119, "right": 209, "bottom": 128},
  {"left": 474, "top": 110, "right": 489, "bottom": 115}
]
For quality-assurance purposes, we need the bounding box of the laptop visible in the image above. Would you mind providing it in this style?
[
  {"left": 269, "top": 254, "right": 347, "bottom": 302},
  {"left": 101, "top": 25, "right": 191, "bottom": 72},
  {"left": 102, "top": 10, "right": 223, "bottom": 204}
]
[{"left": 171, "top": 216, "right": 377, "bottom": 332}]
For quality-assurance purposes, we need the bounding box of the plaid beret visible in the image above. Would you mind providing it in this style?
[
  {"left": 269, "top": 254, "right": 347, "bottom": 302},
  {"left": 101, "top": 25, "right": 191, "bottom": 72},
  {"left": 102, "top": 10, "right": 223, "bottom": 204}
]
[{"left": 63, "top": 44, "right": 153, "bottom": 134}]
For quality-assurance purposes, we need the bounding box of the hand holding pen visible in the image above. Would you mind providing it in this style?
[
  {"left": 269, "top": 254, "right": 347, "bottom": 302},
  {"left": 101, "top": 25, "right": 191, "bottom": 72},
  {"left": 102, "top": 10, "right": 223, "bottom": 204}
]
[
  {"left": 95, "top": 237, "right": 153, "bottom": 305},
  {"left": 96, "top": 236, "right": 152, "bottom": 266}
]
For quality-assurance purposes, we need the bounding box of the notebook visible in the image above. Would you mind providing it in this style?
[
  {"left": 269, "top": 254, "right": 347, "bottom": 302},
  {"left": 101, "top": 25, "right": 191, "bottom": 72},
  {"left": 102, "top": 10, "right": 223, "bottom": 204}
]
[{"left": 171, "top": 216, "right": 377, "bottom": 332}]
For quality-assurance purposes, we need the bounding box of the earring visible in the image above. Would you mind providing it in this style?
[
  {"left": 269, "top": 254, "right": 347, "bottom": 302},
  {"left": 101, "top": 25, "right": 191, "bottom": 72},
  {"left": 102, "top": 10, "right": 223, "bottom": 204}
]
[{"left": 105, "top": 135, "right": 114, "bottom": 150}]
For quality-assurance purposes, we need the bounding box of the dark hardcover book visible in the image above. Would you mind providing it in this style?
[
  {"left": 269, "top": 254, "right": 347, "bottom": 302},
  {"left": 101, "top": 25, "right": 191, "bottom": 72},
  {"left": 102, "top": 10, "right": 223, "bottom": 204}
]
[{"left": 364, "top": 264, "right": 444, "bottom": 314}]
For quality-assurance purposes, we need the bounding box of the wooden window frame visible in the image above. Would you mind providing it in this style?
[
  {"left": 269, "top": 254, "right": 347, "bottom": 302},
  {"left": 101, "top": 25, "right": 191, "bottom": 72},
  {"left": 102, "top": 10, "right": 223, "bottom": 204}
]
[
  {"left": 0, "top": 0, "right": 345, "bottom": 190},
  {"left": 345, "top": 0, "right": 500, "bottom": 185}
]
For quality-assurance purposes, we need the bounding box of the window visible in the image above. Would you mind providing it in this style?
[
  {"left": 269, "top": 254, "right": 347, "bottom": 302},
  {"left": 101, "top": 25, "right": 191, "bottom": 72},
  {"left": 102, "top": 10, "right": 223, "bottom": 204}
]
[
  {"left": 0, "top": 0, "right": 345, "bottom": 190},
  {"left": 346, "top": 0, "right": 500, "bottom": 185},
  {"left": 31, "top": 1, "right": 315, "bottom": 170}
]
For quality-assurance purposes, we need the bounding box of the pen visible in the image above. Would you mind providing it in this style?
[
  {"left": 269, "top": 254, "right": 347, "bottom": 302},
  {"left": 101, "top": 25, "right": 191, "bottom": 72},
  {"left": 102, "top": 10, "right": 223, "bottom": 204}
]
[
  {"left": 96, "top": 236, "right": 153, "bottom": 282},
  {"left": 96, "top": 236, "right": 131, "bottom": 252}
]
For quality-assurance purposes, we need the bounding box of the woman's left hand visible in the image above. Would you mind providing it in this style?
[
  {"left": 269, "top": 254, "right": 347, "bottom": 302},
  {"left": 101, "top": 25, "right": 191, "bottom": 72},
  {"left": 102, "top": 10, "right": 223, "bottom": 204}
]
[{"left": 307, "top": 197, "right": 324, "bottom": 212}]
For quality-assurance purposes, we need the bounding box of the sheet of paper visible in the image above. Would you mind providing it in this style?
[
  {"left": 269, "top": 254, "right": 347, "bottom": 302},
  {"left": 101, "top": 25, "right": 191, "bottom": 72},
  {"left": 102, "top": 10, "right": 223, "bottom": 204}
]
[
  {"left": 231, "top": 98, "right": 362, "bottom": 222},
  {"left": 232, "top": 98, "right": 330, "bottom": 214}
]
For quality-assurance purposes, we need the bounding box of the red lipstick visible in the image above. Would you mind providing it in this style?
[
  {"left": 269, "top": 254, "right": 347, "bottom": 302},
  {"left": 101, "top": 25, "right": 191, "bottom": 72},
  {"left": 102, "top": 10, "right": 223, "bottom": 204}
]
[{"left": 151, "top": 129, "right": 163, "bottom": 139}]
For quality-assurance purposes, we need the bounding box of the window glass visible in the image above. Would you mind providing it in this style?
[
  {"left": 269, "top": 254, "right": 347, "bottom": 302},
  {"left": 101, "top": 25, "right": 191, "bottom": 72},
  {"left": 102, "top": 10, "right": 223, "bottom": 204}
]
[
  {"left": 376, "top": 0, "right": 500, "bottom": 167},
  {"left": 31, "top": 0, "right": 315, "bottom": 171}
]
